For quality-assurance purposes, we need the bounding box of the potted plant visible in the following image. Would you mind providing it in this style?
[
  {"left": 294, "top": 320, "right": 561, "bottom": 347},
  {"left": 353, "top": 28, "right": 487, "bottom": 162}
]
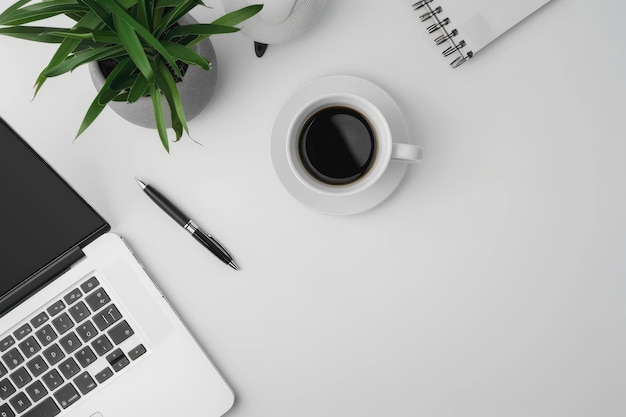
[{"left": 0, "top": 0, "right": 262, "bottom": 152}]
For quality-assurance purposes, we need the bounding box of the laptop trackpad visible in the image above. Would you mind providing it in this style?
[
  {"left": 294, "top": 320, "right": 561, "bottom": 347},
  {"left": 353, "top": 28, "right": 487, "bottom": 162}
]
[{"left": 101, "top": 259, "right": 175, "bottom": 345}]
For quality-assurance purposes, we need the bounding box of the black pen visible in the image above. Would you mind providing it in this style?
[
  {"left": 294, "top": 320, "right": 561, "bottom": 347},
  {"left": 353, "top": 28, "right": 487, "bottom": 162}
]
[{"left": 135, "top": 179, "right": 239, "bottom": 270}]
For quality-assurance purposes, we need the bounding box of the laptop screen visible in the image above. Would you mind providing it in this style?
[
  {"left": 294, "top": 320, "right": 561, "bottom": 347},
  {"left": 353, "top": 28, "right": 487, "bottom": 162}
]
[{"left": 0, "top": 118, "right": 107, "bottom": 308}]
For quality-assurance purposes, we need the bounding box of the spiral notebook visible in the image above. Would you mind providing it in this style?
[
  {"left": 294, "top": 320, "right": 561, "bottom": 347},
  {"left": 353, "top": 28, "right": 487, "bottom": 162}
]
[{"left": 413, "top": 0, "right": 552, "bottom": 67}]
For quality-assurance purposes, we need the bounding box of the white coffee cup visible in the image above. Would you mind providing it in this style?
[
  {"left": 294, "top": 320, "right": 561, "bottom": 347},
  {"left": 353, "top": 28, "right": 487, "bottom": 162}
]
[{"left": 286, "top": 93, "right": 422, "bottom": 197}]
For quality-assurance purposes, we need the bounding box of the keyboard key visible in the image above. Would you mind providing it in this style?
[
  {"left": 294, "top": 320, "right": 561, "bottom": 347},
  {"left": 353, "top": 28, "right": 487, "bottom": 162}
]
[
  {"left": 46, "top": 301, "right": 65, "bottom": 317},
  {"left": 63, "top": 289, "right": 82, "bottom": 305},
  {"left": 91, "top": 335, "right": 113, "bottom": 357},
  {"left": 74, "top": 372, "right": 97, "bottom": 395},
  {"left": 54, "top": 383, "right": 80, "bottom": 409},
  {"left": 0, "top": 362, "right": 6, "bottom": 378},
  {"left": 51, "top": 313, "right": 73, "bottom": 335},
  {"left": 59, "top": 357, "right": 80, "bottom": 379},
  {"left": 26, "top": 355, "right": 49, "bottom": 378},
  {"left": 35, "top": 325, "right": 58, "bottom": 347},
  {"left": 75, "top": 346, "right": 96, "bottom": 368},
  {"left": 105, "top": 348, "right": 129, "bottom": 371},
  {"left": 2, "top": 348, "right": 24, "bottom": 370},
  {"left": 42, "top": 344, "right": 65, "bottom": 366},
  {"left": 85, "top": 289, "right": 111, "bottom": 312},
  {"left": 94, "top": 367, "right": 113, "bottom": 384},
  {"left": 59, "top": 332, "right": 81, "bottom": 354},
  {"left": 0, "top": 336, "right": 15, "bottom": 352},
  {"left": 0, "top": 403, "right": 14, "bottom": 417},
  {"left": 80, "top": 277, "right": 99, "bottom": 294},
  {"left": 76, "top": 321, "right": 97, "bottom": 343},
  {"left": 108, "top": 321, "right": 134, "bottom": 345},
  {"left": 128, "top": 344, "right": 147, "bottom": 361},
  {"left": 105, "top": 349, "right": 124, "bottom": 365},
  {"left": 111, "top": 355, "right": 129, "bottom": 372},
  {"left": 22, "top": 397, "right": 60, "bottom": 417},
  {"left": 9, "top": 392, "right": 31, "bottom": 414},
  {"left": 25, "top": 380, "right": 48, "bottom": 403},
  {"left": 30, "top": 312, "right": 49, "bottom": 328},
  {"left": 0, "top": 377, "right": 16, "bottom": 400},
  {"left": 93, "top": 304, "right": 122, "bottom": 331},
  {"left": 42, "top": 369, "right": 63, "bottom": 391},
  {"left": 14, "top": 323, "right": 32, "bottom": 340},
  {"left": 10, "top": 366, "right": 32, "bottom": 388},
  {"left": 68, "top": 301, "right": 90, "bottom": 324},
  {"left": 18, "top": 336, "right": 41, "bottom": 359}
]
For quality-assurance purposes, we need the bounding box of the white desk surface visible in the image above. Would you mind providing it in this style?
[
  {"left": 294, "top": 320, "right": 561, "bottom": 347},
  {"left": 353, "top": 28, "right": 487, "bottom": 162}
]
[{"left": 1, "top": 0, "right": 625, "bottom": 415}]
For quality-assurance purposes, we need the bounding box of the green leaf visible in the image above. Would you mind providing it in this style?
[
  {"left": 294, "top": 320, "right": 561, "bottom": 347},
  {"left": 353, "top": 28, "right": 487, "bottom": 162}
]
[
  {"left": 151, "top": 4, "right": 164, "bottom": 29},
  {"left": 34, "top": 10, "right": 102, "bottom": 95},
  {"left": 35, "top": 38, "right": 79, "bottom": 94},
  {"left": 136, "top": 0, "right": 150, "bottom": 30},
  {"left": 76, "top": 58, "right": 135, "bottom": 138},
  {"left": 169, "top": 106, "right": 183, "bottom": 142},
  {"left": 211, "top": 4, "right": 262, "bottom": 27},
  {"left": 128, "top": 73, "right": 150, "bottom": 102},
  {"left": 113, "top": 14, "right": 153, "bottom": 81},
  {"left": 149, "top": 83, "right": 170, "bottom": 152},
  {"left": 110, "top": 72, "right": 138, "bottom": 92},
  {"left": 117, "top": 0, "right": 140, "bottom": 9},
  {"left": 64, "top": 13, "right": 86, "bottom": 22},
  {"left": 98, "top": 60, "right": 137, "bottom": 103},
  {"left": 154, "top": 0, "right": 189, "bottom": 8},
  {"left": 164, "top": 23, "right": 238, "bottom": 41},
  {"left": 73, "top": 39, "right": 115, "bottom": 53},
  {"left": 0, "top": 26, "right": 70, "bottom": 43},
  {"left": 162, "top": 41, "right": 210, "bottom": 70},
  {"left": 0, "top": 0, "right": 33, "bottom": 25},
  {"left": 75, "top": 0, "right": 115, "bottom": 30},
  {"left": 47, "top": 29, "right": 122, "bottom": 44},
  {"left": 96, "top": 82, "right": 123, "bottom": 105},
  {"left": 153, "top": 0, "right": 202, "bottom": 37},
  {"left": 43, "top": 44, "right": 125, "bottom": 77},
  {"left": 111, "top": 91, "right": 131, "bottom": 102},
  {"left": 155, "top": 61, "right": 188, "bottom": 139},
  {"left": 13, "top": 0, "right": 84, "bottom": 13},
  {"left": 97, "top": 0, "right": 182, "bottom": 79},
  {"left": 0, "top": 3, "right": 89, "bottom": 25}
]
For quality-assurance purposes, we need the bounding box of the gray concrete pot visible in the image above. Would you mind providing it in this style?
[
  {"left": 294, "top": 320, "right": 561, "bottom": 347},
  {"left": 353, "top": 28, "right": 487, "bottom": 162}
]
[{"left": 88, "top": 15, "right": 217, "bottom": 129}]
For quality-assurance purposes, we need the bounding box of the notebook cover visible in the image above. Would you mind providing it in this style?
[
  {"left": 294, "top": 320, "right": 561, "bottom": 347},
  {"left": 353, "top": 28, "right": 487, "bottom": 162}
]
[{"left": 415, "top": 0, "right": 552, "bottom": 67}]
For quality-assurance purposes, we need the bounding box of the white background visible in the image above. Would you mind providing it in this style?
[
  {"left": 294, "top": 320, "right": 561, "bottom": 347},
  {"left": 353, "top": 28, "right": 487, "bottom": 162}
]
[{"left": 1, "top": 0, "right": 625, "bottom": 415}]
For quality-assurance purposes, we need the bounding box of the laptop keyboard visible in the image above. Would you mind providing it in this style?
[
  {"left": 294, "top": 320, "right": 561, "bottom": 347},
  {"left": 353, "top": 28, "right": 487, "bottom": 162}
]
[{"left": 0, "top": 275, "right": 148, "bottom": 417}]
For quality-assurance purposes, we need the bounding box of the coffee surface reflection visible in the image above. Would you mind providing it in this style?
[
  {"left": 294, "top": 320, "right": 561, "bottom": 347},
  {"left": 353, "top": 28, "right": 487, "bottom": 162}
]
[{"left": 298, "top": 106, "right": 377, "bottom": 186}]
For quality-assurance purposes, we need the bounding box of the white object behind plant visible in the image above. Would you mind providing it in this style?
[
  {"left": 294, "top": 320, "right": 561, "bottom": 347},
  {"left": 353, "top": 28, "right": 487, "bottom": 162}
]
[{"left": 222, "top": 0, "right": 326, "bottom": 44}]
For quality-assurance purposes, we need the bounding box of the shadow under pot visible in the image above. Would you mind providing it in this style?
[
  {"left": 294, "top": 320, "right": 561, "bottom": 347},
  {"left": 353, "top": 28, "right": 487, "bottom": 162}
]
[{"left": 88, "top": 14, "right": 218, "bottom": 129}]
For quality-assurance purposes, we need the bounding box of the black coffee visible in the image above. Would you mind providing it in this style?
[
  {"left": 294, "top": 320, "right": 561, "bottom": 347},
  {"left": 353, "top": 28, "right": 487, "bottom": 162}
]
[{"left": 298, "top": 106, "right": 376, "bottom": 185}]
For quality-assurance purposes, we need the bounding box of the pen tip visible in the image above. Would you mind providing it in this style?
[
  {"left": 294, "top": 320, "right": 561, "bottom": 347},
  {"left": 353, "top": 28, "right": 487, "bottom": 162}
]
[
  {"left": 135, "top": 178, "right": 147, "bottom": 189},
  {"left": 228, "top": 261, "right": 240, "bottom": 271}
]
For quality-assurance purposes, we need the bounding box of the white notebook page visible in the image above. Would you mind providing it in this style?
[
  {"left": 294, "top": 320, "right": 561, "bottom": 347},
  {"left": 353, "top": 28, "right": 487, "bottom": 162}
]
[{"left": 443, "top": 0, "right": 551, "bottom": 52}]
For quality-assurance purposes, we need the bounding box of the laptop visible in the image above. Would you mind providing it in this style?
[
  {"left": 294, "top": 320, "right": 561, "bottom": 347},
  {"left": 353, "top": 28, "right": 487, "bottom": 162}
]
[{"left": 0, "top": 117, "right": 235, "bottom": 417}]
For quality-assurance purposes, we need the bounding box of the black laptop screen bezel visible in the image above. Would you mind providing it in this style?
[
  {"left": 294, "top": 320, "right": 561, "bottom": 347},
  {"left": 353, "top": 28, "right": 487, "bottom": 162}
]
[{"left": 0, "top": 117, "right": 110, "bottom": 316}]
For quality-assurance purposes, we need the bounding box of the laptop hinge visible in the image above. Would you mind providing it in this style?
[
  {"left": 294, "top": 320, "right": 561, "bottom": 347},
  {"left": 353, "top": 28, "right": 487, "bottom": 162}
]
[{"left": 0, "top": 246, "right": 85, "bottom": 317}]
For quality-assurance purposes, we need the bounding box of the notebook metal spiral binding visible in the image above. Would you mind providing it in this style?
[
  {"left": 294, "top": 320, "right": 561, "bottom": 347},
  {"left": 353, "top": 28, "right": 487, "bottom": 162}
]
[{"left": 413, "top": 0, "right": 473, "bottom": 68}]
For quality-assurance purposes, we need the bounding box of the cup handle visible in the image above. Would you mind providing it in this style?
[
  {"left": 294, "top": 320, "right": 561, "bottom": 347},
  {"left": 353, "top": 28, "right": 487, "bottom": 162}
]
[{"left": 391, "top": 143, "right": 423, "bottom": 163}]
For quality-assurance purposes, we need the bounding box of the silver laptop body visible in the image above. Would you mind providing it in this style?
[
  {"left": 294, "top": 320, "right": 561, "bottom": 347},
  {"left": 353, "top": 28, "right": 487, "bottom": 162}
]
[{"left": 0, "top": 117, "right": 234, "bottom": 417}]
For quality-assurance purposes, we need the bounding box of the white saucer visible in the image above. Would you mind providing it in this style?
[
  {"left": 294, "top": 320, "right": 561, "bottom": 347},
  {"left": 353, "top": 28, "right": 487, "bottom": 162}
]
[{"left": 270, "top": 75, "right": 416, "bottom": 215}]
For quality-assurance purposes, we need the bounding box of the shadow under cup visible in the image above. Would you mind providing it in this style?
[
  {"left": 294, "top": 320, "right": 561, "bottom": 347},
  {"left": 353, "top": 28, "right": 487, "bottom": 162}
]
[{"left": 288, "top": 96, "right": 393, "bottom": 196}]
